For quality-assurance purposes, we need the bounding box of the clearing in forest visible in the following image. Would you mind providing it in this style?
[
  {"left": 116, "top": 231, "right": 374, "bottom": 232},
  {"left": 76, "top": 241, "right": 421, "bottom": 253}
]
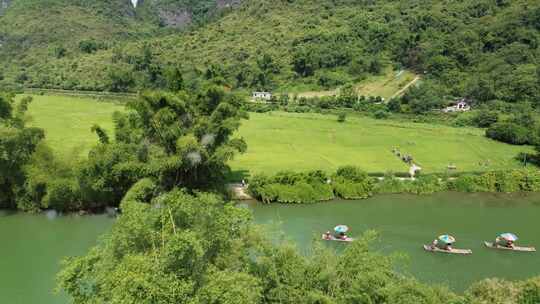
[{"left": 292, "top": 68, "right": 418, "bottom": 100}]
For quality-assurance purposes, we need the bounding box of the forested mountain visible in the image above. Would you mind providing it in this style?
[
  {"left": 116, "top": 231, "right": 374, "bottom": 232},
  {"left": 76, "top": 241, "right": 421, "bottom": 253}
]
[
  {"left": 0, "top": 0, "right": 539, "bottom": 107},
  {"left": 0, "top": 0, "right": 236, "bottom": 89}
]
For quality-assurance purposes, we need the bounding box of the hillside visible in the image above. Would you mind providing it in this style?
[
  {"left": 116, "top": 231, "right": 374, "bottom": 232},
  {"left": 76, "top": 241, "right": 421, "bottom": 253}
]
[
  {"left": 0, "top": 0, "right": 238, "bottom": 90},
  {"left": 0, "top": 0, "right": 539, "bottom": 107}
]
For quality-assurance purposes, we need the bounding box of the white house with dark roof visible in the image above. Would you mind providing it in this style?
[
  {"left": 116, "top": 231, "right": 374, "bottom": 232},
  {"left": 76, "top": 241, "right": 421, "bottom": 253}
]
[
  {"left": 252, "top": 91, "right": 272, "bottom": 101},
  {"left": 442, "top": 98, "right": 470, "bottom": 113}
]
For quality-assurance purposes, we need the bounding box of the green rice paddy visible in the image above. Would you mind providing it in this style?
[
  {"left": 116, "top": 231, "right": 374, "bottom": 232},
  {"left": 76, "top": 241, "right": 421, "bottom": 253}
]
[
  {"left": 230, "top": 112, "right": 532, "bottom": 175},
  {"left": 23, "top": 94, "right": 123, "bottom": 157},
  {"left": 23, "top": 95, "right": 532, "bottom": 175}
]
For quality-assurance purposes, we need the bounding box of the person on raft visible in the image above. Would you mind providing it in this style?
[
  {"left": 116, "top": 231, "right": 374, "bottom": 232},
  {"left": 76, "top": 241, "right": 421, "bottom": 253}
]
[
  {"left": 339, "top": 232, "right": 347, "bottom": 240},
  {"left": 324, "top": 231, "right": 332, "bottom": 240},
  {"left": 495, "top": 235, "right": 515, "bottom": 248},
  {"left": 431, "top": 238, "right": 453, "bottom": 251}
]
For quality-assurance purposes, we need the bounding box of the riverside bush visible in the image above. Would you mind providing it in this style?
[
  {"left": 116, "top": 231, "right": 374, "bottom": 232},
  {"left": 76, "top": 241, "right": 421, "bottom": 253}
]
[
  {"left": 249, "top": 167, "right": 373, "bottom": 203},
  {"left": 250, "top": 169, "right": 540, "bottom": 204},
  {"left": 249, "top": 171, "right": 334, "bottom": 204},
  {"left": 42, "top": 178, "right": 81, "bottom": 211}
]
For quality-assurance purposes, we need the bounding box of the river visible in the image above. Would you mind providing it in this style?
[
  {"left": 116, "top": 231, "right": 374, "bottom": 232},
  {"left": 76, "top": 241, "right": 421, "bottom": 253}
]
[
  {"left": 1, "top": 193, "right": 539, "bottom": 303},
  {"left": 0, "top": 211, "right": 113, "bottom": 304},
  {"left": 246, "top": 192, "right": 540, "bottom": 291}
]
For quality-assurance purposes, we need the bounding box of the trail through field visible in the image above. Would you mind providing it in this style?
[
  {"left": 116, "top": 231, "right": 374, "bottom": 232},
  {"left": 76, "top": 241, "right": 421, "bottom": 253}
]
[
  {"left": 389, "top": 76, "right": 421, "bottom": 99},
  {"left": 291, "top": 69, "right": 419, "bottom": 100}
]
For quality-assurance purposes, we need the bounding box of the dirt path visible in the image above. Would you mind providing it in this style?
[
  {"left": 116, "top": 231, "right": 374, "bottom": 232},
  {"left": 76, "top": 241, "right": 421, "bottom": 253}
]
[
  {"left": 389, "top": 76, "right": 421, "bottom": 100},
  {"left": 228, "top": 183, "right": 253, "bottom": 200}
]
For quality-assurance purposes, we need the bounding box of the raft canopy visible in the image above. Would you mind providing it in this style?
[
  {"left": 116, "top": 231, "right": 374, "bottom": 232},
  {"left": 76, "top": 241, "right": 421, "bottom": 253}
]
[
  {"left": 438, "top": 235, "right": 456, "bottom": 244},
  {"left": 499, "top": 233, "right": 518, "bottom": 241},
  {"left": 334, "top": 225, "right": 349, "bottom": 233}
]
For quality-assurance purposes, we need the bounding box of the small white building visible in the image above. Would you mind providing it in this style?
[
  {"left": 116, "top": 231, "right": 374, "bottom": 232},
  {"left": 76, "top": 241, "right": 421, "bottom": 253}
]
[
  {"left": 442, "top": 99, "right": 470, "bottom": 113},
  {"left": 252, "top": 91, "right": 272, "bottom": 101}
]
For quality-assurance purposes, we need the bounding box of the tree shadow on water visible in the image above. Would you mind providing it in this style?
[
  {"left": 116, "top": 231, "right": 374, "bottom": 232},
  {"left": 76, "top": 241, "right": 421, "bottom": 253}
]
[{"left": 0, "top": 209, "right": 18, "bottom": 217}]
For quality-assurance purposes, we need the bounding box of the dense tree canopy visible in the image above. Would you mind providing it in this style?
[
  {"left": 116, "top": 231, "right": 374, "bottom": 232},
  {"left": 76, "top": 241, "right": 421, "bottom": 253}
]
[
  {"left": 3, "top": 86, "right": 248, "bottom": 211},
  {"left": 0, "top": 94, "right": 44, "bottom": 208},
  {"left": 1, "top": 0, "right": 539, "bottom": 109}
]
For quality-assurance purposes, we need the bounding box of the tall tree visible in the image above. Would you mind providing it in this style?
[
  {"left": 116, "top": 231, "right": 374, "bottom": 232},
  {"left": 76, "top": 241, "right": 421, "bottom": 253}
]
[{"left": 0, "top": 94, "right": 44, "bottom": 208}]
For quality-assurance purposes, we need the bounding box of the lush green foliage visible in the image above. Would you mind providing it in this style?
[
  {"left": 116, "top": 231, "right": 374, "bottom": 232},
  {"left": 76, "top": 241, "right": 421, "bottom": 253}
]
[
  {"left": 0, "top": 94, "right": 44, "bottom": 208},
  {"left": 486, "top": 110, "right": 540, "bottom": 145},
  {"left": 3, "top": 0, "right": 538, "bottom": 107},
  {"left": 249, "top": 166, "right": 374, "bottom": 204},
  {"left": 2, "top": 87, "right": 247, "bottom": 211},
  {"left": 58, "top": 186, "right": 466, "bottom": 303},
  {"left": 57, "top": 182, "right": 540, "bottom": 303},
  {"left": 250, "top": 168, "right": 540, "bottom": 204}
]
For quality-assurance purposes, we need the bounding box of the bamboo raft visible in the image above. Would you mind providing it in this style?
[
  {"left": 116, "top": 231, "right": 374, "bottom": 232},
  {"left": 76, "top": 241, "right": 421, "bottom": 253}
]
[
  {"left": 321, "top": 234, "right": 354, "bottom": 242},
  {"left": 423, "top": 245, "right": 472, "bottom": 255},
  {"left": 484, "top": 242, "right": 536, "bottom": 252}
]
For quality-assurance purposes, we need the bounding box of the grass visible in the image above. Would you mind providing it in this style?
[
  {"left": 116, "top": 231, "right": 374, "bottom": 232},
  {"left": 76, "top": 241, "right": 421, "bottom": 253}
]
[
  {"left": 21, "top": 94, "right": 533, "bottom": 176},
  {"left": 23, "top": 94, "right": 124, "bottom": 158},
  {"left": 356, "top": 69, "right": 418, "bottom": 100},
  {"left": 292, "top": 68, "right": 419, "bottom": 100},
  {"left": 230, "top": 112, "right": 533, "bottom": 176}
]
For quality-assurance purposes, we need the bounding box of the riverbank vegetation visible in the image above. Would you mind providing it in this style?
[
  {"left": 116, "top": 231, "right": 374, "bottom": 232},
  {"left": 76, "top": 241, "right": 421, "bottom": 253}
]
[
  {"left": 248, "top": 167, "right": 540, "bottom": 204},
  {"left": 1, "top": 87, "right": 247, "bottom": 212}
]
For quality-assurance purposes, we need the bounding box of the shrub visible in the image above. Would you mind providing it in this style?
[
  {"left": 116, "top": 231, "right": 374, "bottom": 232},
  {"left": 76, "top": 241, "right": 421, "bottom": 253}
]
[
  {"left": 333, "top": 180, "right": 373, "bottom": 199},
  {"left": 333, "top": 166, "right": 374, "bottom": 199},
  {"left": 337, "top": 112, "right": 347, "bottom": 123},
  {"left": 409, "top": 175, "right": 446, "bottom": 195},
  {"left": 374, "top": 110, "right": 389, "bottom": 119},
  {"left": 248, "top": 172, "right": 334, "bottom": 204},
  {"left": 386, "top": 98, "right": 401, "bottom": 113},
  {"left": 373, "top": 176, "right": 409, "bottom": 194},
  {"left": 122, "top": 178, "right": 157, "bottom": 203},
  {"left": 465, "top": 278, "right": 519, "bottom": 304},
  {"left": 486, "top": 122, "right": 531, "bottom": 145},
  {"left": 79, "top": 39, "right": 100, "bottom": 54},
  {"left": 256, "top": 182, "right": 334, "bottom": 204},
  {"left": 447, "top": 174, "right": 480, "bottom": 192},
  {"left": 518, "top": 277, "right": 540, "bottom": 304},
  {"left": 335, "top": 166, "right": 369, "bottom": 182},
  {"left": 42, "top": 178, "right": 81, "bottom": 211},
  {"left": 473, "top": 110, "right": 499, "bottom": 128}
]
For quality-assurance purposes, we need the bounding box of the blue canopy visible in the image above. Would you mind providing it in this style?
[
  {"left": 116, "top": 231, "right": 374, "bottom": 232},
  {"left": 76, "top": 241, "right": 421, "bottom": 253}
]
[
  {"left": 438, "top": 235, "right": 456, "bottom": 244},
  {"left": 334, "top": 225, "right": 349, "bottom": 233},
  {"left": 499, "top": 233, "right": 518, "bottom": 241}
]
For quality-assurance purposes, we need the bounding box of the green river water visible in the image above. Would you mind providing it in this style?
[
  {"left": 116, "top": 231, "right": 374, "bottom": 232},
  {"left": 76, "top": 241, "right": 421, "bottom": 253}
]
[
  {"left": 246, "top": 192, "right": 540, "bottom": 291},
  {"left": 0, "top": 211, "right": 113, "bottom": 304},
  {"left": 1, "top": 192, "right": 540, "bottom": 303}
]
